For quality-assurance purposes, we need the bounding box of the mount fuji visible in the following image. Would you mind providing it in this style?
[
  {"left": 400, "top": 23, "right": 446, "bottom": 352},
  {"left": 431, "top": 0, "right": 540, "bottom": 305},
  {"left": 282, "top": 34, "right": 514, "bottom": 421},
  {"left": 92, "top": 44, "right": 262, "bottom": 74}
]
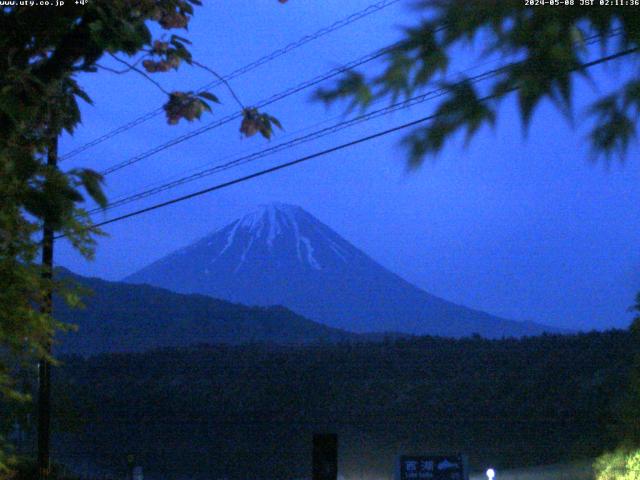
[{"left": 125, "top": 203, "right": 556, "bottom": 338}]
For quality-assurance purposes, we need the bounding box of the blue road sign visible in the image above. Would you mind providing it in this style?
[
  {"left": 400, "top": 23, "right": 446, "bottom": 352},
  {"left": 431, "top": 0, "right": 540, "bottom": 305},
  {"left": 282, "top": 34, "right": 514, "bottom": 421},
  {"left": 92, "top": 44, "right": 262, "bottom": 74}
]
[{"left": 396, "top": 455, "right": 468, "bottom": 480}]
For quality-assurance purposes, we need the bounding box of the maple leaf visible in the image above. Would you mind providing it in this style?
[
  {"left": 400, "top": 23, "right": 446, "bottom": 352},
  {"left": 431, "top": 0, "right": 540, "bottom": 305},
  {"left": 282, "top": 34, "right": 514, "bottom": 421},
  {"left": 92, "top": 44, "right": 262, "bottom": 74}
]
[{"left": 240, "top": 108, "right": 283, "bottom": 139}]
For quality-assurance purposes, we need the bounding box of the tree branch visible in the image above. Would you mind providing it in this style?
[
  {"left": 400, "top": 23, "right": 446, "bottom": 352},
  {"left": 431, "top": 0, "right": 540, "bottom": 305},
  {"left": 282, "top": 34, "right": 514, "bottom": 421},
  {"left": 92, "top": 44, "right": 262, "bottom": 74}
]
[
  {"left": 96, "top": 54, "right": 150, "bottom": 75},
  {"left": 108, "top": 53, "right": 170, "bottom": 95},
  {"left": 191, "top": 59, "right": 245, "bottom": 109}
]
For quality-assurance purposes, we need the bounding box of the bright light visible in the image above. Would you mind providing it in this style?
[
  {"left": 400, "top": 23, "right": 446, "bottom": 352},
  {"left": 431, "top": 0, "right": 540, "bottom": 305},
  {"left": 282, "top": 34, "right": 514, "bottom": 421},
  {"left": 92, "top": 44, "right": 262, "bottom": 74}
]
[{"left": 486, "top": 468, "right": 495, "bottom": 479}]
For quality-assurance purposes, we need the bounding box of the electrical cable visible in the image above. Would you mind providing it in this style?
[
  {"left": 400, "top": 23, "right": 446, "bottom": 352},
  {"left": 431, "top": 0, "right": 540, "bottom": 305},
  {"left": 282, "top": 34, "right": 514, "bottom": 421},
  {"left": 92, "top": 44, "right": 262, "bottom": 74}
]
[
  {"left": 90, "top": 69, "right": 499, "bottom": 214},
  {"left": 58, "top": 0, "right": 404, "bottom": 162},
  {"left": 90, "top": 30, "right": 623, "bottom": 215},
  {"left": 53, "top": 46, "right": 638, "bottom": 239}
]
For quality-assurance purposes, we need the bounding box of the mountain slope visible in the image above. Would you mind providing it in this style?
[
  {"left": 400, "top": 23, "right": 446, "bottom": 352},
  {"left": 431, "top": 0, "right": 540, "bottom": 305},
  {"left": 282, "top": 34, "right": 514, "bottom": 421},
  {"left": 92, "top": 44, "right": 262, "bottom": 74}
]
[
  {"left": 125, "top": 203, "right": 557, "bottom": 337},
  {"left": 53, "top": 269, "right": 359, "bottom": 356}
]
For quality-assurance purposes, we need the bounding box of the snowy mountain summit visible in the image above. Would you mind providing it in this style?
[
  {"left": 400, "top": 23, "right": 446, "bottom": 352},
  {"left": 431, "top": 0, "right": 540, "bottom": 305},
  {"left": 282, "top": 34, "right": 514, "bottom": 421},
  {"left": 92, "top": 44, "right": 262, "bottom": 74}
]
[
  {"left": 209, "top": 203, "right": 350, "bottom": 273},
  {"left": 126, "top": 203, "right": 557, "bottom": 337}
]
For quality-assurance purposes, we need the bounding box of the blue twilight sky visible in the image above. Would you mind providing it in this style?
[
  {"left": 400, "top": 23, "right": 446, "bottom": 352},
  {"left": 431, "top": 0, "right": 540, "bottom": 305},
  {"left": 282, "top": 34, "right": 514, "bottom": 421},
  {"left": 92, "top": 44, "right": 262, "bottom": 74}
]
[{"left": 57, "top": 1, "right": 640, "bottom": 332}]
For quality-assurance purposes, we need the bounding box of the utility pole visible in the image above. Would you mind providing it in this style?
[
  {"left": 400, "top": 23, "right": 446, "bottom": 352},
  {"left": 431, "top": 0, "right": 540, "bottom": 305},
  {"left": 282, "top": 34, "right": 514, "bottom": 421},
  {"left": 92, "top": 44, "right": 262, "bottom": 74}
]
[{"left": 37, "top": 131, "right": 58, "bottom": 480}]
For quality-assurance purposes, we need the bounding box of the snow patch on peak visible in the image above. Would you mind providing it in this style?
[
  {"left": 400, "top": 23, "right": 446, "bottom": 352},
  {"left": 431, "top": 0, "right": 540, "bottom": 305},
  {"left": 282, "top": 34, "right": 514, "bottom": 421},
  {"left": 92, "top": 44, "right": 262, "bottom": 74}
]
[
  {"left": 312, "top": 224, "right": 350, "bottom": 263},
  {"left": 299, "top": 236, "right": 322, "bottom": 270},
  {"left": 237, "top": 203, "right": 301, "bottom": 248},
  {"left": 208, "top": 203, "right": 331, "bottom": 271},
  {"left": 234, "top": 234, "right": 256, "bottom": 273},
  {"left": 277, "top": 207, "right": 322, "bottom": 270},
  {"left": 214, "top": 220, "right": 241, "bottom": 261},
  {"left": 265, "top": 205, "right": 281, "bottom": 247}
]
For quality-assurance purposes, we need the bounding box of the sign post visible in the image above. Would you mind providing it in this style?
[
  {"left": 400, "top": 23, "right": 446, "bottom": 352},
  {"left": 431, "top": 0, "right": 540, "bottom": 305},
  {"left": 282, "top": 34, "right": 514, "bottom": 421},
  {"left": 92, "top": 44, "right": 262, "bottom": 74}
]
[
  {"left": 396, "top": 455, "right": 468, "bottom": 480},
  {"left": 312, "top": 434, "right": 338, "bottom": 480}
]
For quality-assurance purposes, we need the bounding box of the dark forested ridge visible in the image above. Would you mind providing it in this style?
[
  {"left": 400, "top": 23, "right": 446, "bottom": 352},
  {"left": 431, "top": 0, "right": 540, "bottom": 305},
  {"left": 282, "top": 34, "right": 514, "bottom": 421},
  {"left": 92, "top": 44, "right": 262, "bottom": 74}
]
[
  {"left": 52, "top": 268, "right": 360, "bottom": 355},
  {"left": 41, "top": 330, "right": 636, "bottom": 480},
  {"left": 52, "top": 268, "right": 547, "bottom": 357}
]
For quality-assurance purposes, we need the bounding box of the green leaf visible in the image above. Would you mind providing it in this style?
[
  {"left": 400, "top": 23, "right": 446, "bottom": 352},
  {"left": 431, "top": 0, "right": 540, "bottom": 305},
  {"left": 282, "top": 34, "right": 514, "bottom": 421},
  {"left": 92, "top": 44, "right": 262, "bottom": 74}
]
[
  {"left": 198, "top": 99, "right": 212, "bottom": 113},
  {"left": 170, "top": 35, "right": 192, "bottom": 45},
  {"left": 268, "top": 115, "right": 283, "bottom": 130},
  {"left": 198, "top": 91, "right": 220, "bottom": 103},
  {"left": 589, "top": 103, "right": 636, "bottom": 161},
  {"left": 314, "top": 71, "right": 372, "bottom": 112},
  {"left": 623, "top": 80, "right": 640, "bottom": 114},
  {"left": 74, "top": 169, "right": 107, "bottom": 209},
  {"left": 88, "top": 20, "right": 103, "bottom": 33},
  {"left": 65, "top": 78, "right": 94, "bottom": 108},
  {"left": 374, "top": 52, "right": 413, "bottom": 101}
]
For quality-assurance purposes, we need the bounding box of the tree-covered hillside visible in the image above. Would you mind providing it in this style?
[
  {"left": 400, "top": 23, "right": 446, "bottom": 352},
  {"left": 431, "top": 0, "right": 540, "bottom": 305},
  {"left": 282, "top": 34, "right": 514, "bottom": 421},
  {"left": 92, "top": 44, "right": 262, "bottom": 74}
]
[
  {"left": 52, "top": 269, "right": 359, "bottom": 355},
  {"left": 21, "top": 330, "right": 635, "bottom": 480}
]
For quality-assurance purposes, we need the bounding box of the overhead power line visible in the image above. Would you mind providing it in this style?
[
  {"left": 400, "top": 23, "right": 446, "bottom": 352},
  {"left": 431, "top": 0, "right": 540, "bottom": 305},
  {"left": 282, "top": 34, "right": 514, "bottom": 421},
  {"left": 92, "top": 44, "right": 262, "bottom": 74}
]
[
  {"left": 94, "top": 28, "right": 614, "bottom": 177},
  {"left": 54, "top": 45, "right": 637, "bottom": 239},
  {"left": 90, "top": 69, "right": 501, "bottom": 215},
  {"left": 58, "top": 0, "right": 403, "bottom": 162},
  {"left": 92, "top": 29, "right": 620, "bottom": 211},
  {"left": 83, "top": 113, "right": 451, "bottom": 231},
  {"left": 97, "top": 43, "right": 398, "bottom": 176}
]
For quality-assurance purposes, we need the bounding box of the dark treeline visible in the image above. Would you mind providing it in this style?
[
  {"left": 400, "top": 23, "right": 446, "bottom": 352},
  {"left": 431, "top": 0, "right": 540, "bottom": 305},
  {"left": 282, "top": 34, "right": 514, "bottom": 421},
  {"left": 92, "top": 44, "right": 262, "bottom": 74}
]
[{"left": 7, "top": 330, "right": 638, "bottom": 480}]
